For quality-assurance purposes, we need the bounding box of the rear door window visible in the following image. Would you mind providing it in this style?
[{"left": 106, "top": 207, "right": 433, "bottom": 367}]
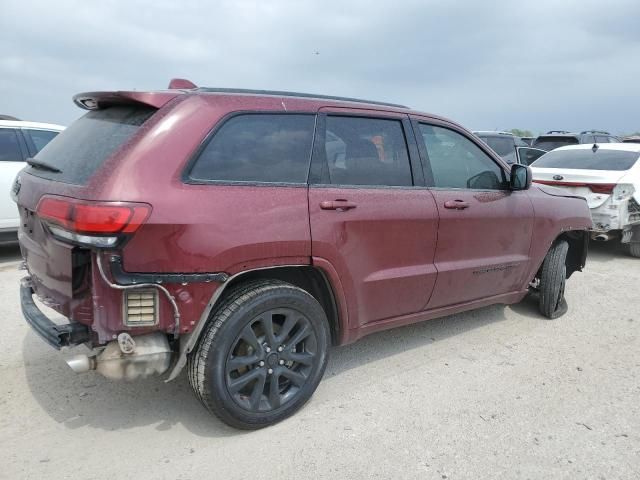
[
  {"left": 322, "top": 116, "right": 413, "bottom": 186},
  {"left": 0, "top": 128, "right": 24, "bottom": 162},
  {"left": 29, "top": 106, "right": 156, "bottom": 185},
  {"left": 24, "top": 129, "right": 59, "bottom": 153},
  {"left": 419, "top": 124, "right": 506, "bottom": 190},
  {"left": 189, "top": 114, "right": 315, "bottom": 184}
]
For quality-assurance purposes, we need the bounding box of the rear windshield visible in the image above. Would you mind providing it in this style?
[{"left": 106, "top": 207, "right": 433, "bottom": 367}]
[
  {"left": 477, "top": 136, "right": 514, "bottom": 157},
  {"left": 532, "top": 149, "right": 640, "bottom": 171},
  {"left": 533, "top": 136, "right": 579, "bottom": 151},
  {"left": 28, "top": 105, "right": 155, "bottom": 185}
]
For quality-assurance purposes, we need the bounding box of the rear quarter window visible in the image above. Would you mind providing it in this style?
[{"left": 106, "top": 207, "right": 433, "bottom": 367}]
[
  {"left": 24, "top": 129, "right": 59, "bottom": 153},
  {"left": 28, "top": 106, "right": 156, "bottom": 185},
  {"left": 188, "top": 114, "right": 315, "bottom": 184}
]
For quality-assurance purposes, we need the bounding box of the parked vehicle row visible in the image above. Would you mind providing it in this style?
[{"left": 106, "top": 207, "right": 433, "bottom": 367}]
[
  {"left": 532, "top": 130, "right": 621, "bottom": 151},
  {"left": 13, "top": 79, "right": 592, "bottom": 429},
  {"left": 473, "top": 131, "right": 546, "bottom": 166}
]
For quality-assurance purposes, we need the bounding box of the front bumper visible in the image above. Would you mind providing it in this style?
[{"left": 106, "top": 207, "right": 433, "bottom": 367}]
[{"left": 20, "top": 277, "right": 90, "bottom": 349}]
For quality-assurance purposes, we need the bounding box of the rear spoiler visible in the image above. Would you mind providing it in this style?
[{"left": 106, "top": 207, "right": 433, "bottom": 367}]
[
  {"left": 72, "top": 90, "right": 183, "bottom": 111},
  {"left": 73, "top": 78, "right": 198, "bottom": 111}
]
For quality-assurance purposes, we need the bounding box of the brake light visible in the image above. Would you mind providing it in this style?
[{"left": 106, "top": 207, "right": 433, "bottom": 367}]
[
  {"left": 36, "top": 196, "right": 151, "bottom": 247},
  {"left": 586, "top": 184, "right": 615, "bottom": 195}
]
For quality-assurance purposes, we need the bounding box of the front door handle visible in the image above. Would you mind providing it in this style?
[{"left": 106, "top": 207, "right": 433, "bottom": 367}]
[
  {"left": 320, "top": 200, "right": 357, "bottom": 211},
  {"left": 443, "top": 200, "right": 470, "bottom": 210}
]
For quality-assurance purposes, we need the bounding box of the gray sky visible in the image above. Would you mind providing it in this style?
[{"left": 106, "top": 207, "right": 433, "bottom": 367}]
[{"left": 2, "top": 0, "right": 639, "bottom": 134}]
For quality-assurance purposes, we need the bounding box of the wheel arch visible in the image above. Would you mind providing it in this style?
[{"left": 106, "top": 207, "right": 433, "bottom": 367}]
[
  {"left": 557, "top": 229, "right": 589, "bottom": 279},
  {"left": 166, "top": 264, "right": 346, "bottom": 381},
  {"left": 222, "top": 266, "right": 343, "bottom": 346}
]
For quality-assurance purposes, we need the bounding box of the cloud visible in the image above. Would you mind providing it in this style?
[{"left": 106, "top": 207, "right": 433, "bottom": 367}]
[{"left": 1, "top": 0, "right": 639, "bottom": 134}]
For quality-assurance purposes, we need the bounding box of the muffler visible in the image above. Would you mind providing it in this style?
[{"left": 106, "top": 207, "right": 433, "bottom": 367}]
[
  {"left": 64, "top": 332, "right": 172, "bottom": 380},
  {"left": 592, "top": 233, "right": 610, "bottom": 242}
]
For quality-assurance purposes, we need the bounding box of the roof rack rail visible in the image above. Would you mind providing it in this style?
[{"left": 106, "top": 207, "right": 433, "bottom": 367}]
[
  {"left": 0, "top": 115, "right": 20, "bottom": 121},
  {"left": 546, "top": 130, "right": 571, "bottom": 134},
  {"left": 196, "top": 87, "right": 409, "bottom": 109},
  {"left": 580, "top": 130, "right": 610, "bottom": 135}
]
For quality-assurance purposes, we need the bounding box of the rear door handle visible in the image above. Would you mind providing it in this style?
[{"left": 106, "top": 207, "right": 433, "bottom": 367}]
[
  {"left": 320, "top": 200, "right": 357, "bottom": 211},
  {"left": 443, "top": 200, "right": 470, "bottom": 210}
]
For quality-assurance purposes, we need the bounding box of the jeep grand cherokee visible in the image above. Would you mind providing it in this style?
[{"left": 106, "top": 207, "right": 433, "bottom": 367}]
[{"left": 15, "top": 79, "right": 592, "bottom": 429}]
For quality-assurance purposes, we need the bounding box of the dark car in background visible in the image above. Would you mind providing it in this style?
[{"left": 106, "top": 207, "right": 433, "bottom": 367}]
[
  {"left": 474, "top": 131, "right": 546, "bottom": 165},
  {"left": 533, "top": 130, "right": 621, "bottom": 151}
]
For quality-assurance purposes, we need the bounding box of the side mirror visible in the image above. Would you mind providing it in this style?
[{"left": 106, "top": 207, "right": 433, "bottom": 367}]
[{"left": 510, "top": 164, "right": 532, "bottom": 190}]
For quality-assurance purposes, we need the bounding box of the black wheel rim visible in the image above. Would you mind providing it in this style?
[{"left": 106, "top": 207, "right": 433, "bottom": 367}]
[{"left": 225, "top": 308, "right": 318, "bottom": 413}]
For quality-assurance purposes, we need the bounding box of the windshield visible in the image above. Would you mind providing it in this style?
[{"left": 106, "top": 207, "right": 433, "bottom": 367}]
[
  {"left": 478, "top": 136, "right": 514, "bottom": 157},
  {"left": 532, "top": 136, "right": 579, "bottom": 151},
  {"left": 28, "top": 105, "right": 156, "bottom": 185},
  {"left": 532, "top": 149, "right": 640, "bottom": 171}
]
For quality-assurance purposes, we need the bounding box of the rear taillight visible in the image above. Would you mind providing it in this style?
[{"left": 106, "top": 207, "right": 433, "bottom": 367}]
[
  {"left": 587, "top": 184, "right": 615, "bottom": 195},
  {"left": 36, "top": 195, "right": 151, "bottom": 248},
  {"left": 534, "top": 180, "right": 616, "bottom": 195}
]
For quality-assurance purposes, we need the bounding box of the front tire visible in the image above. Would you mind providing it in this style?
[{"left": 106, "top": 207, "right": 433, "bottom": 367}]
[
  {"left": 188, "top": 280, "right": 330, "bottom": 429},
  {"left": 538, "top": 240, "right": 569, "bottom": 319},
  {"left": 628, "top": 227, "right": 640, "bottom": 258}
]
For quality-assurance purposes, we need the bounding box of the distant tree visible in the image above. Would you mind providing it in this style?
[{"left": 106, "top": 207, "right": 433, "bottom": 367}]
[{"left": 508, "top": 128, "right": 534, "bottom": 138}]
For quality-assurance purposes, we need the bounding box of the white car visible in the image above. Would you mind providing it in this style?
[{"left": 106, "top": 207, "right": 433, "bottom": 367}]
[
  {"left": 0, "top": 118, "right": 64, "bottom": 243},
  {"left": 531, "top": 143, "right": 640, "bottom": 257}
]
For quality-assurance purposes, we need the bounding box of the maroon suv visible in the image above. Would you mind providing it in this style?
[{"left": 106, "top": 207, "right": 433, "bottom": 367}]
[{"left": 15, "top": 79, "right": 592, "bottom": 429}]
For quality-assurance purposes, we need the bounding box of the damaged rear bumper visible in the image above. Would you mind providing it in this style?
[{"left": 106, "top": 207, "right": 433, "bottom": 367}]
[{"left": 20, "top": 277, "right": 90, "bottom": 349}]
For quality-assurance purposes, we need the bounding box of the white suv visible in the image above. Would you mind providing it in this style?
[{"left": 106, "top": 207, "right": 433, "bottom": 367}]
[
  {"left": 0, "top": 118, "right": 64, "bottom": 242},
  {"left": 531, "top": 143, "right": 640, "bottom": 256}
]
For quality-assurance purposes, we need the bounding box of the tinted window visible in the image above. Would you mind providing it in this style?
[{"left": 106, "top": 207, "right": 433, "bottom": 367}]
[
  {"left": 25, "top": 129, "right": 59, "bottom": 153},
  {"left": 31, "top": 106, "right": 155, "bottom": 185},
  {"left": 532, "top": 136, "right": 579, "bottom": 151},
  {"left": 595, "top": 135, "right": 610, "bottom": 143},
  {"left": 477, "top": 135, "right": 514, "bottom": 157},
  {"left": 420, "top": 124, "right": 506, "bottom": 190},
  {"left": 190, "top": 114, "right": 315, "bottom": 183},
  {"left": 323, "top": 116, "right": 412, "bottom": 186},
  {"left": 518, "top": 147, "right": 546, "bottom": 166},
  {"left": 532, "top": 149, "right": 639, "bottom": 171},
  {"left": 0, "top": 128, "right": 22, "bottom": 162}
]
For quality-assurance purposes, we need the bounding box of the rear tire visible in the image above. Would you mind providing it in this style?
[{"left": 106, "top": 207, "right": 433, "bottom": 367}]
[
  {"left": 188, "top": 280, "right": 330, "bottom": 430},
  {"left": 538, "top": 240, "right": 569, "bottom": 319},
  {"left": 628, "top": 228, "right": 640, "bottom": 258}
]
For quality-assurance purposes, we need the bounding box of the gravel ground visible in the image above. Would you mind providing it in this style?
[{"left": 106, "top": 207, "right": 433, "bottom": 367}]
[{"left": 0, "top": 242, "right": 638, "bottom": 480}]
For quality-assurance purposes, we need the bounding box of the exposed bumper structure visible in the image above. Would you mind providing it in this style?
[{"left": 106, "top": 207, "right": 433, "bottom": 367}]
[
  {"left": 64, "top": 333, "right": 172, "bottom": 380},
  {"left": 20, "top": 277, "right": 89, "bottom": 349}
]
